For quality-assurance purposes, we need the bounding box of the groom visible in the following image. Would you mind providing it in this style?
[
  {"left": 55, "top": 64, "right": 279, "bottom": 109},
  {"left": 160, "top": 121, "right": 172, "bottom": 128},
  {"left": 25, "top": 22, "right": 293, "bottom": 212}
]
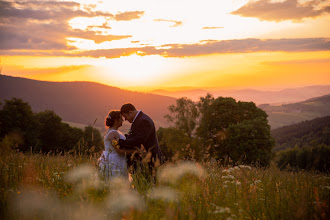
[{"left": 118, "top": 103, "right": 163, "bottom": 172}]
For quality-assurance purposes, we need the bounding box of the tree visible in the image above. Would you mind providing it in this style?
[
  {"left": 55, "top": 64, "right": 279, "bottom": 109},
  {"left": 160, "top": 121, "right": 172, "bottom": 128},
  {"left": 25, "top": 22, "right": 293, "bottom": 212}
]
[
  {"left": 35, "top": 110, "right": 64, "bottom": 152},
  {"left": 197, "top": 95, "right": 274, "bottom": 165},
  {"left": 0, "top": 98, "right": 39, "bottom": 151},
  {"left": 163, "top": 97, "right": 203, "bottom": 160},
  {"left": 60, "top": 123, "right": 84, "bottom": 152},
  {"left": 157, "top": 127, "right": 192, "bottom": 161},
  {"left": 165, "top": 97, "right": 199, "bottom": 140}
]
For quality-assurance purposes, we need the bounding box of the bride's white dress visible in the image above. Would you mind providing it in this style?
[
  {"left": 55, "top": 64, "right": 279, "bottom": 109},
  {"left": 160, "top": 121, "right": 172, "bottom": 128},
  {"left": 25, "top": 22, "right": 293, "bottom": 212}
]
[{"left": 98, "top": 129, "right": 127, "bottom": 179}]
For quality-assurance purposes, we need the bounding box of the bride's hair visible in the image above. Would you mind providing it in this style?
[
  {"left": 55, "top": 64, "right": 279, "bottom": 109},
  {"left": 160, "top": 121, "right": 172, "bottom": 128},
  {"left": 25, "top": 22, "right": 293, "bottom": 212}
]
[{"left": 105, "top": 110, "right": 121, "bottom": 127}]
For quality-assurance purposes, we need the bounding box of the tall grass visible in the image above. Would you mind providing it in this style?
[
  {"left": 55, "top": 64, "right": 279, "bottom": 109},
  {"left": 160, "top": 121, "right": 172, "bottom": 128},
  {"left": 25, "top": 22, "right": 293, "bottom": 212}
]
[{"left": 1, "top": 150, "right": 329, "bottom": 219}]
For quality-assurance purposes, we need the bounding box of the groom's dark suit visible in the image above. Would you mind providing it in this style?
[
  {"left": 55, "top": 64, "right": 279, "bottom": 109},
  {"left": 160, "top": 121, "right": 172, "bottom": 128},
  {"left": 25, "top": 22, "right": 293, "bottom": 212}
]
[{"left": 119, "top": 111, "right": 163, "bottom": 169}]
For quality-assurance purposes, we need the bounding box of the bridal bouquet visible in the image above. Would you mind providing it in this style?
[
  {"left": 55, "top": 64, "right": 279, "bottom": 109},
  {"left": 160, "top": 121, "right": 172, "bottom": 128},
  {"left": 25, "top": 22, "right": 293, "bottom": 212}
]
[{"left": 112, "top": 140, "right": 120, "bottom": 149}]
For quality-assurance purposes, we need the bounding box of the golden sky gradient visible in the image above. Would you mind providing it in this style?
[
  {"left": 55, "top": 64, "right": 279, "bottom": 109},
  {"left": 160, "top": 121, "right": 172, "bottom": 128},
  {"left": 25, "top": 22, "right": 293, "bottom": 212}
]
[{"left": 1, "top": 0, "right": 329, "bottom": 91}]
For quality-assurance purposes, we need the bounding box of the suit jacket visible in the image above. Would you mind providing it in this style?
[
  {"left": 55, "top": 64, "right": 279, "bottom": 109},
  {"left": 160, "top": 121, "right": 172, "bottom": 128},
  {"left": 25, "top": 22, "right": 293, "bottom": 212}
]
[{"left": 119, "top": 111, "right": 163, "bottom": 166}]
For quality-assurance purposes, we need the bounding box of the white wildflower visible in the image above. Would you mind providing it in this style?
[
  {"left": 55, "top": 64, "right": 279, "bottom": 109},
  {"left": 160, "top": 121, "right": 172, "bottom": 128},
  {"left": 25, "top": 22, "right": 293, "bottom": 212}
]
[
  {"left": 106, "top": 189, "right": 145, "bottom": 214},
  {"left": 254, "top": 180, "right": 262, "bottom": 184},
  {"left": 235, "top": 180, "right": 241, "bottom": 186},
  {"left": 212, "top": 207, "right": 231, "bottom": 214},
  {"left": 147, "top": 186, "right": 180, "bottom": 203},
  {"left": 157, "top": 161, "right": 205, "bottom": 184},
  {"left": 238, "top": 165, "right": 251, "bottom": 170},
  {"left": 65, "top": 165, "right": 101, "bottom": 192},
  {"left": 222, "top": 175, "right": 235, "bottom": 180}
]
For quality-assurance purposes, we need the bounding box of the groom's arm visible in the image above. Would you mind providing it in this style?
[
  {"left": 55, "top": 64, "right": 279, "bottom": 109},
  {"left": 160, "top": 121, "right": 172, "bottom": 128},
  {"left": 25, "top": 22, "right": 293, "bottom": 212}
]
[{"left": 119, "top": 120, "right": 152, "bottom": 149}]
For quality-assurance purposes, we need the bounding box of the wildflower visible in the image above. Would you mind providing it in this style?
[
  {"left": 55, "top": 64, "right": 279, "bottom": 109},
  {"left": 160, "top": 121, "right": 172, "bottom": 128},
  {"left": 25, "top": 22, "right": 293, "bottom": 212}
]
[
  {"left": 66, "top": 165, "right": 94, "bottom": 183},
  {"left": 109, "top": 176, "right": 131, "bottom": 192},
  {"left": 223, "top": 180, "right": 232, "bottom": 185},
  {"left": 147, "top": 186, "right": 180, "bottom": 203},
  {"left": 222, "top": 169, "right": 230, "bottom": 173},
  {"left": 157, "top": 161, "right": 205, "bottom": 184},
  {"left": 112, "top": 140, "right": 120, "bottom": 149},
  {"left": 106, "top": 188, "right": 145, "bottom": 214},
  {"left": 65, "top": 165, "right": 101, "bottom": 192},
  {"left": 238, "top": 165, "right": 251, "bottom": 170},
  {"left": 235, "top": 180, "right": 241, "bottom": 186},
  {"left": 209, "top": 205, "right": 231, "bottom": 214},
  {"left": 222, "top": 175, "right": 235, "bottom": 180},
  {"left": 254, "top": 180, "right": 262, "bottom": 184}
]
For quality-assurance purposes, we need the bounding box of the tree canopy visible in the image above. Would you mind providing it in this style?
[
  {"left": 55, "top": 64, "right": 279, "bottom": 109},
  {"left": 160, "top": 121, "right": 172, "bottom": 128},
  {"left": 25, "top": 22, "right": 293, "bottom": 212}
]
[{"left": 159, "top": 94, "right": 274, "bottom": 165}]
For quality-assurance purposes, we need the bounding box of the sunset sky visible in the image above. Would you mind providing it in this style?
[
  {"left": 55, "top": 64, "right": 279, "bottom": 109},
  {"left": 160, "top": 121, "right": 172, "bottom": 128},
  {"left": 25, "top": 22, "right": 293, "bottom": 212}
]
[{"left": 1, "top": 0, "right": 329, "bottom": 91}]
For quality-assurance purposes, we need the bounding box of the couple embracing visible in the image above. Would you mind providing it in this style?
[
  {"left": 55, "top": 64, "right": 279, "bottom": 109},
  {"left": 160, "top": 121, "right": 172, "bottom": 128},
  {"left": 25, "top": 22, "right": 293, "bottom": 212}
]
[{"left": 98, "top": 103, "right": 163, "bottom": 180}]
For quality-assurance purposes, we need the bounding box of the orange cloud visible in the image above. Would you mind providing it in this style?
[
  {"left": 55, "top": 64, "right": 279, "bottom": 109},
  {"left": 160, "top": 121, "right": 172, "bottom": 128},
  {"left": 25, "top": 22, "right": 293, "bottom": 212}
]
[
  {"left": 153, "top": 19, "right": 183, "bottom": 27},
  {"left": 202, "top": 27, "right": 224, "bottom": 29},
  {"left": 231, "top": 0, "right": 330, "bottom": 22},
  {"left": 114, "top": 11, "right": 145, "bottom": 21}
]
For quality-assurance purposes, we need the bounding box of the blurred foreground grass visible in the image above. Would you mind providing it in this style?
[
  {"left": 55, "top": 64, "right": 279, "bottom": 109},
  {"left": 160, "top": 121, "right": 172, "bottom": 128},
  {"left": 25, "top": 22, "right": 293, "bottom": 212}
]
[{"left": 0, "top": 151, "right": 329, "bottom": 220}]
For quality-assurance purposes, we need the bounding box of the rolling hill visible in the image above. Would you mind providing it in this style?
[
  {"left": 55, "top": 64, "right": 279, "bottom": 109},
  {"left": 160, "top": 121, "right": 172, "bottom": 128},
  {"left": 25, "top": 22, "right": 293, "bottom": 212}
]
[
  {"left": 0, "top": 75, "right": 176, "bottom": 132},
  {"left": 259, "top": 94, "right": 330, "bottom": 129},
  {"left": 271, "top": 115, "right": 330, "bottom": 151}
]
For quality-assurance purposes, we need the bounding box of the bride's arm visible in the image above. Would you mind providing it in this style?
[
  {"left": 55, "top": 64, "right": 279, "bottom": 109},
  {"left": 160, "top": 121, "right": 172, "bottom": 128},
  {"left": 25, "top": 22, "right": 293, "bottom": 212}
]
[{"left": 109, "top": 132, "right": 136, "bottom": 155}]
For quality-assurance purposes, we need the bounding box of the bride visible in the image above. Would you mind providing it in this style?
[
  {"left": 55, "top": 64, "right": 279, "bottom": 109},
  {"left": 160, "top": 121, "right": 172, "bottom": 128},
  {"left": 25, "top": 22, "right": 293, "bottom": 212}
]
[{"left": 98, "top": 110, "right": 132, "bottom": 179}]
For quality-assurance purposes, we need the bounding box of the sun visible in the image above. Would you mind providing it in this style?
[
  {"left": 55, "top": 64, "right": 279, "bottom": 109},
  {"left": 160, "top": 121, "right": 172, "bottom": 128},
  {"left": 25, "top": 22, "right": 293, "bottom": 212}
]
[{"left": 96, "top": 54, "right": 181, "bottom": 88}]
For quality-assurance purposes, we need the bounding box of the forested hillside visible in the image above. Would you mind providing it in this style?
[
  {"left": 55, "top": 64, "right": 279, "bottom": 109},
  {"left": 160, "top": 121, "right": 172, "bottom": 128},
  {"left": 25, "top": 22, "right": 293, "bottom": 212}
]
[
  {"left": 271, "top": 115, "right": 330, "bottom": 151},
  {"left": 260, "top": 94, "right": 330, "bottom": 129}
]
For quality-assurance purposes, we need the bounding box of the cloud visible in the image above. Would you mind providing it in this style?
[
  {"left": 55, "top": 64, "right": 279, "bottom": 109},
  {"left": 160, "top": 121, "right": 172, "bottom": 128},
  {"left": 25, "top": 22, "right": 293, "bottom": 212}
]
[
  {"left": 114, "top": 11, "right": 144, "bottom": 21},
  {"left": 1, "top": 38, "right": 329, "bottom": 57},
  {"left": 54, "top": 38, "right": 329, "bottom": 58},
  {"left": 202, "top": 27, "right": 224, "bottom": 29},
  {"left": 0, "top": 0, "right": 132, "bottom": 50},
  {"left": 154, "top": 19, "right": 183, "bottom": 27},
  {"left": 231, "top": 0, "right": 330, "bottom": 22}
]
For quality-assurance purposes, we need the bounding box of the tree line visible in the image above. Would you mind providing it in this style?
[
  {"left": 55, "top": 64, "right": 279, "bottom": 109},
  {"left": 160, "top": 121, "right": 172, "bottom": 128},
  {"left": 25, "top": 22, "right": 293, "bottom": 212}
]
[
  {"left": 0, "top": 98, "right": 103, "bottom": 154},
  {"left": 1, "top": 96, "right": 276, "bottom": 167}
]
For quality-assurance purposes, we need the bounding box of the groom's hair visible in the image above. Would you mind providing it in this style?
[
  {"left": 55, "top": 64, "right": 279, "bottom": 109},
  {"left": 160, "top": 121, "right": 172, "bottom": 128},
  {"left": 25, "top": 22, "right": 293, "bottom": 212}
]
[{"left": 120, "top": 103, "right": 136, "bottom": 114}]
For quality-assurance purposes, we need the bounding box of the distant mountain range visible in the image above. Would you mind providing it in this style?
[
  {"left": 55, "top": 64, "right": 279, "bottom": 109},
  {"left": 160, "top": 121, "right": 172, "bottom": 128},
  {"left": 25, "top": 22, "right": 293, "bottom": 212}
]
[
  {"left": 0, "top": 75, "right": 176, "bottom": 132},
  {"left": 151, "top": 85, "right": 330, "bottom": 105},
  {"left": 259, "top": 94, "right": 330, "bottom": 129}
]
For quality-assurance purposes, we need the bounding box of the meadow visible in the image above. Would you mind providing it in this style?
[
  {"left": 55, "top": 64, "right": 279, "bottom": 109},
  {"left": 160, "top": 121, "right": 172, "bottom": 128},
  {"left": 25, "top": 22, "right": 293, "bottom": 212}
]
[{"left": 0, "top": 150, "right": 329, "bottom": 220}]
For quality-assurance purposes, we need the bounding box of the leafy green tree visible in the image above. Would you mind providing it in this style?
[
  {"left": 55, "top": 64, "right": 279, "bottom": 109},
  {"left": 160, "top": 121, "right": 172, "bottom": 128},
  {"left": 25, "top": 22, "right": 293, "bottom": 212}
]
[
  {"left": 35, "top": 110, "right": 64, "bottom": 152},
  {"left": 224, "top": 117, "right": 275, "bottom": 166},
  {"left": 0, "top": 98, "right": 39, "bottom": 151},
  {"left": 197, "top": 95, "right": 274, "bottom": 165},
  {"left": 163, "top": 97, "right": 204, "bottom": 160},
  {"left": 60, "top": 123, "right": 84, "bottom": 152},
  {"left": 165, "top": 97, "right": 199, "bottom": 140},
  {"left": 157, "top": 127, "right": 191, "bottom": 160}
]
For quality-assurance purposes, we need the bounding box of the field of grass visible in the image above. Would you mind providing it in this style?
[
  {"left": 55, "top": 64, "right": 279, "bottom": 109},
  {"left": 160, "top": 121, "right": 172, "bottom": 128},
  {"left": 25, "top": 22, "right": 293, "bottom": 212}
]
[{"left": 1, "top": 150, "right": 329, "bottom": 220}]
